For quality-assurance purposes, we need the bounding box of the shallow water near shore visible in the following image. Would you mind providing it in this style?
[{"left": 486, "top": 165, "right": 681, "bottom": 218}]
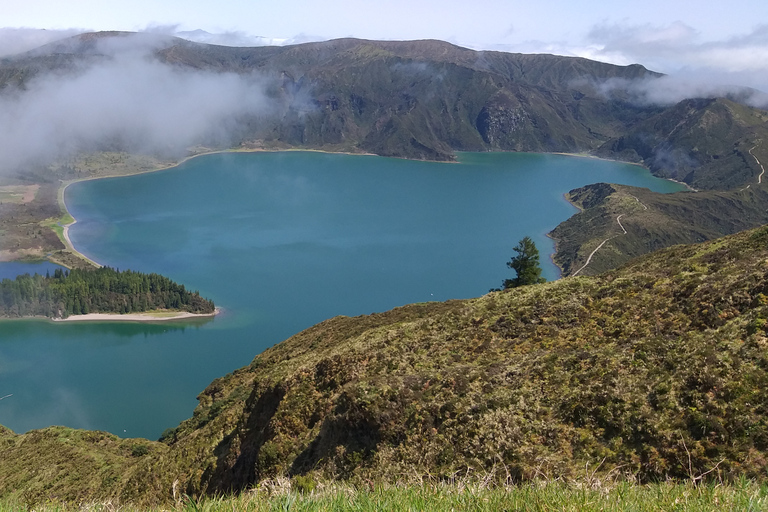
[{"left": 0, "top": 151, "right": 684, "bottom": 439}]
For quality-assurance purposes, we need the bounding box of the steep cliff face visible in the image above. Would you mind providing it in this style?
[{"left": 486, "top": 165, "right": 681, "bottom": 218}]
[{"left": 476, "top": 91, "right": 529, "bottom": 146}]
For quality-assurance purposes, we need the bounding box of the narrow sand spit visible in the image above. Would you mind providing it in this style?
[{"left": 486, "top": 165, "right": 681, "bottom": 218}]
[{"left": 52, "top": 308, "right": 220, "bottom": 323}]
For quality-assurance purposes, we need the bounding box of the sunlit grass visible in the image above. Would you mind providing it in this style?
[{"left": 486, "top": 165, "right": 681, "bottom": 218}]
[
  {"left": 41, "top": 212, "right": 75, "bottom": 246},
  {"left": 3, "top": 480, "right": 767, "bottom": 512}
]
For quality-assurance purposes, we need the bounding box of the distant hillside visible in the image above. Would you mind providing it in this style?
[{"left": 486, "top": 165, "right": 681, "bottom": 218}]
[
  {"left": 596, "top": 98, "right": 768, "bottom": 190},
  {"left": 4, "top": 224, "right": 768, "bottom": 503},
  {"left": 4, "top": 33, "right": 766, "bottom": 187},
  {"left": 550, "top": 182, "right": 768, "bottom": 276},
  {"left": 0, "top": 33, "right": 664, "bottom": 162},
  {"left": 153, "top": 37, "right": 665, "bottom": 160}
]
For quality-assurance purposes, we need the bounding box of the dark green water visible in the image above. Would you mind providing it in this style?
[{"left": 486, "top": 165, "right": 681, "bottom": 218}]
[{"left": 0, "top": 152, "right": 684, "bottom": 439}]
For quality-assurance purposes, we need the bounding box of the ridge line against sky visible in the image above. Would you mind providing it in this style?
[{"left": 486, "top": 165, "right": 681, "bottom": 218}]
[{"left": 0, "top": 0, "right": 767, "bottom": 92}]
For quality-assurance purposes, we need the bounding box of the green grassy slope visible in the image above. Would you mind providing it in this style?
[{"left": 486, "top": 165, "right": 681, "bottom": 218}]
[
  {"left": 3, "top": 480, "right": 768, "bottom": 512},
  {"left": 550, "top": 182, "right": 768, "bottom": 276},
  {"left": 7, "top": 225, "right": 768, "bottom": 504},
  {"left": 0, "top": 426, "right": 173, "bottom": 506},
  {"left": 161, "top": 226, "right": 768, "bottom": 495}
]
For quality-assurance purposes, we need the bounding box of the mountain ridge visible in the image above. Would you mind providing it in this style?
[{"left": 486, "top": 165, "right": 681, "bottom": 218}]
[
  {"left": 1, "top": 32, "right": 666, "bottom": 162},
  {"left": 2, "top": 31, "right": 767, "bottom": 293}
]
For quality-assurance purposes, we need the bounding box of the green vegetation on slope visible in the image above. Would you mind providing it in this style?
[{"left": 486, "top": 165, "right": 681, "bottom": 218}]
[
  {"left": 596, "top": 98, "right": 768, "bottom": 191},
  {"left": 550, "top": 182, "right": 768, "bottom": 276},
  {"left": 549, "top": 97, "right": 768, "bottom": 276},
  {"left": 0, "top": 266, "right": 215, "bottom": 318},
  {"left": 2, "top": 480, "right": 768, "bottom": 512},
  {"left": 165, "top": 226, "right": 768, "bottom": 495},
  {"left": 0, "top": 426, "right": 171, "bottom": 507},
  {"left": 5, "top": 225, "right": 768, "bottom": 504}
]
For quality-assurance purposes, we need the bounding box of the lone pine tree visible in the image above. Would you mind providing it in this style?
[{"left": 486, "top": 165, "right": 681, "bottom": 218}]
[{"left": 502, "top": 236, "right": 546, "bottom": 289}]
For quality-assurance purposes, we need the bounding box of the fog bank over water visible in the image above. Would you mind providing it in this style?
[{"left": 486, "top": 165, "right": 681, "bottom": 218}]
[{"left": 0, "top": 34, "right": 275, "bottom": 175}]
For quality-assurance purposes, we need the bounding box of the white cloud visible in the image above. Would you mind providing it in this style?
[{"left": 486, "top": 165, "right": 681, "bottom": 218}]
[
  {"left": 0, "top": 37, "right": 274, "bottom": 174},
  {"left": 585, "top": 74, "right": 768, "bottom": 109},
  {"left": 174, "top": 29, "right": 289, "bottom": 47},
  {"left": 583, "top": 22, "right": 768, "bottom": 92}
]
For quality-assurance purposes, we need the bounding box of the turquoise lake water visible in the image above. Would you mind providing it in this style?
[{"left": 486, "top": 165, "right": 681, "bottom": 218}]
[{"left": 0, "top": 152, "right": 685, "bottom": 439}]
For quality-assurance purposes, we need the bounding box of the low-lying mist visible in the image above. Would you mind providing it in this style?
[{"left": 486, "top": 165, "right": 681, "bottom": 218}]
[
  {"left": 0, "top": 35, "right": 276, "bottom": 175},
  {"left": 584, "top": 73, "right": 768, "bottom": 109}
]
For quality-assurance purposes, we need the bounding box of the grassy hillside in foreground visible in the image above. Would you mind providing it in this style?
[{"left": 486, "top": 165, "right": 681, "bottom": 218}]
[
  {"left": 5, "top": 224, "right": 768, "bottom": 504},
  {"left": 2, "top": 481, "right": 768, "bottom": 512},
  {"left": 550, "top": 182, "right": 768, "bottom": 276}
]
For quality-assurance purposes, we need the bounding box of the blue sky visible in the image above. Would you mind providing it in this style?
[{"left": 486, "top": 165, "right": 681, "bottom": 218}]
[{"left": 1, "top": 0, "right": 767, "bottom": 90}]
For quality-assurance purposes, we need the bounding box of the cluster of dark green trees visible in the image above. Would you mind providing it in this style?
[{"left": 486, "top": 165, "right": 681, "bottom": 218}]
[{"left": 0, "top": 267, "right": 215, "bottom": 319}]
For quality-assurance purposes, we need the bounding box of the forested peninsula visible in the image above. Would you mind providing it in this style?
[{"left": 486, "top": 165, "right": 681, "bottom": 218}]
[{"left": 0, "top": 266, "right": 215, "bottom": 319}]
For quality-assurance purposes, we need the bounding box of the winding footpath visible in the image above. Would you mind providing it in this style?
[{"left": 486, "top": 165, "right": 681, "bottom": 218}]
[
  {"left": 571, "top": 195, "right": 648, "bottom": 277},
  {"left": 749, "top": 141, "right": 765, "bottom": 185},
  {"left": 574, "top": 146, "right": 763, "bottom": 276},
  {"left": 741, "top": 142, "right": 766, "bottom": 191}
]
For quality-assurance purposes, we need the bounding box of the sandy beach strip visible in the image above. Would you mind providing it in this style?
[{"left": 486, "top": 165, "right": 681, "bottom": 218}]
[{"left": 51, "top": 308, "right": 220, "bottom": 323}]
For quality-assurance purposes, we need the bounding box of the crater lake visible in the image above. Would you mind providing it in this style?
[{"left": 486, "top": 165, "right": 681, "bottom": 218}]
[{"left": 0, "top": 151, "right": 685, "bottom": 439}]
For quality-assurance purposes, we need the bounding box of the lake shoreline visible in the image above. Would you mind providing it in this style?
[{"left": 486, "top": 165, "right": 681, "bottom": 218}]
[
  {"left": 53, "top": 147, "right": 679, "bottom": 271},
  {"left": 551, "top": 152, "right": 698, "bottom": 191},
  {"left": 50, "top": 307, "right": 221, "bottom": 323},
  {"left": 1, "top": 150, "right": 686, "bottom": 439},
  {"left": 54, "top": 147, "right": 379, "bottom": 267},
  {"left": 0, "top": 308, "right": 220, "bottom": 323}
]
